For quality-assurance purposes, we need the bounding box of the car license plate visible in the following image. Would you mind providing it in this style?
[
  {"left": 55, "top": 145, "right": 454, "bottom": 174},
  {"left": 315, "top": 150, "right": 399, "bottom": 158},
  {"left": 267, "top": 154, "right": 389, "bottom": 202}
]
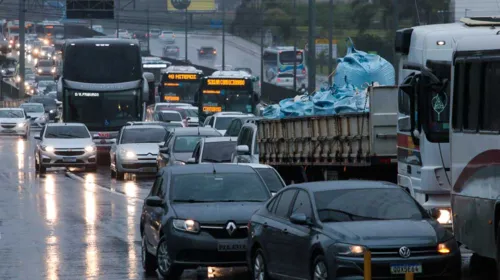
[
  {"left": 390, "top": 264, "right": 422, "bottom": 274},
  {"left": 62, "top": 157, "right": 77, "bottom": 163},
  {"left": 217, "top": 241, "right": 246, "bottom": 252},
  {"left": 141, "top": 167, "right": 157, "bottom": 172}
]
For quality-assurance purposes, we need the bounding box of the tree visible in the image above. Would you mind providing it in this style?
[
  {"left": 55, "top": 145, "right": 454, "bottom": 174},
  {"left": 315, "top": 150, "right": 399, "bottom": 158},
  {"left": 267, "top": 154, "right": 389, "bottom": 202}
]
[{"left": 351, "top": 0, "right": 379, "bottom": 34}]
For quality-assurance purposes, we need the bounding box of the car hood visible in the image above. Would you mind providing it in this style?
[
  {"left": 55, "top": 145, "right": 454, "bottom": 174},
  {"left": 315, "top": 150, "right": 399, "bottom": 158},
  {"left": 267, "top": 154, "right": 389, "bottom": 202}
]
[
  {"left": 118, "top": 143, "right": 161, "bottom": 155},
  {"left": 188, "top": 117, "right": 199, "bottom": 123},
  {"left": 39, "top": 66, "right": 52, "bottom": 70},
  {"left": 42, "top": 138, "right": 94, "bottom": 148},
  {"left": 324, "top": 220, "right": 447, "bottom": 247},
  {"left": 0, "top": 117, "right": 25, "bottom": 123},
  {"left": 171, "top": 202, "right": 264, "bottom": 224},
  {"left": 25, "top": 112, "right": 45, "bottom": 118},
  {"left": 217, "top": 129, "right": 227, "bottom": 135},
  {"left": 172, "top": 152, "right": 192, "bottom": 162}
]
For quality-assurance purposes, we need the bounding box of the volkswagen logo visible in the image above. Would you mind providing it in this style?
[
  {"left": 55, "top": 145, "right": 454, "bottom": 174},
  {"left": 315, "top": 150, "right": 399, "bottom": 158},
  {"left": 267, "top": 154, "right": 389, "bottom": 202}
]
[
  {"left": 399, "top": 246, "right": 411, "bottom": 258},
  {"left": 226, "top": 221, "right": 237, "bottom": 236},
  {"left": 171, "top": 0, "right": 191, "bottom": 10}
]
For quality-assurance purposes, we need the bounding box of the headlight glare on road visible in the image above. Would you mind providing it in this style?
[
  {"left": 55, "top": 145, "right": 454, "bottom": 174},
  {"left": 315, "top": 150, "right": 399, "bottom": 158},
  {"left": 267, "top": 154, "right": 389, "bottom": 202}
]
[
  {"left": 437, "top": 209, "right": 452, "bottom": 224},
  {"left": 42, "top": 145, "right": 54, "bottom": 152},
  {"left": 173, "top": 219, "right": 200, "bottom": 233},
  {"left": 85, "top": 145, "right": 95, "bottom": 153},
  {"left": 334, "top": 243, "right": 366, "bottom": 257}
]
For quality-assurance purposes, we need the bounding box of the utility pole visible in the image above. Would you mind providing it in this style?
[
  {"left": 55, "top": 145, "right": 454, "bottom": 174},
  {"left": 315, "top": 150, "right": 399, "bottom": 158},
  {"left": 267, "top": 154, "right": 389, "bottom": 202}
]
[
  {"left": 260, "top": 2, "right": 264, "bottom": 86},
  {"left": 222, "top": 0, "right": 225, "bottom": 70},
  {"left": 327, "top": 0, "right": 333, "bottom": 85},
  {"left": 185, "top": 8, "right": 188, "bottom": 63},
  {"left": 293, "top": 0, "right": 297, "bottom": 91},
  {"left": 393, "top": 0, "right": 399, "bottom": 82},
  {"left": 307, "top": 0, "right": 316, "bottom": 93},
  {"left": 19, "top": 0, "right": 26, "bottom": 97},
  {"left": 146, "top": 9, "right": 150, "bottom": 55},
  {"left": 116, "top": 0, "right": 120, "bottom": 38}
]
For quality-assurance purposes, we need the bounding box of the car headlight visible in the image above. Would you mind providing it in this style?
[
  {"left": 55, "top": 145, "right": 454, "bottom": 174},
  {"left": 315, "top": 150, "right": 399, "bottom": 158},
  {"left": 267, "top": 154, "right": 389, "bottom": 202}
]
[
  {"left": 85, "top": 145, "right": 96, "bottom": 153},
  {"left": 41, "top": 51, "right": 46, "bottom": 56},
  {"left": 37, "top": 69, "right": 42, "bottom": 73},
  {"left": 49, "top": 110, "right": 54, "bottom": 114},
  {"left": 33, "top": 49, "right": 38, "bottom": 54},
  {"left": 119, "top": 149, "right": 136, "bottom": 159},
  {"left": 16, "top": 76, "right": 20, "bottom": 82},
  {"left": 51, "top": 67, "right": 56, "bottom": 73},
  {"left": 173, "top": 160, "right": 185, "bottom": 165},
  {"left": 333, "top": 243, "right": 366, "bottom": 257},
  {"left": 17, "top": 122, "right": 25, "bottom": 128},
  {"left": 172, "top": 219, "right": 200, "bottom": 233},
  {"left": 437, "top": 209, "right": 452, "bottom": 224},
  {"left": 437, "top": 238, "right": 457, "bottom": 255},
  {"left": 42, "top": 145, "right": 54, "bottom": 152}
]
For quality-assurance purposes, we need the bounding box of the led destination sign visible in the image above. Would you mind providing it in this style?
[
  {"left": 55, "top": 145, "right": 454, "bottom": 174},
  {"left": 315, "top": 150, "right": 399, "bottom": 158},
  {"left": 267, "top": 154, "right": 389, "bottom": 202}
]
[
  {"left": 203, "top": 106, "right": 222, "bottom": 112},
  {"left": 167, "top": 73, "right": 198, "bottom": 80},
  {"left": 206, "top": 79, "right": 246, "bottom": 86}
]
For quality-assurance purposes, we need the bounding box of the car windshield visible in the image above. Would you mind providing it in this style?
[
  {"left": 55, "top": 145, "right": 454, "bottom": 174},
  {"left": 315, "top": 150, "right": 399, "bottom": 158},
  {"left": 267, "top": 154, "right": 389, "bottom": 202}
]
[
  {"left": 214, "top": 117, "right": 237, "bottom": 130},
  {"left": 173, "top": 136, "right": 203, "bottom": 153},
  {"left": 254, "top": 168, "right": 285, "bottom": 192},
  {"left": 44, "top": 126, "right": 90, "bottom": 139},
  {"left": 158, "top": 112, "right": 182, "bottom": 121},
  {"left": 38, "top": 61, "right": 53, "bottom": 67},
  {"left": 38, "top": 81, "right": 55, "bottom": 87},
  {"left": 314, "top": 188, "right": 427, "bottom": 222},
  {"left": 20, "top": 104, "right": 44, "bottom": 112},
  {"left": 171, "top": 173, "right": 269, "bottom": 202},
  {"left": 185, "top": 108, "right": 198, "bottom": 117},
  {"left": 201, "top": 141, "right": 236, "bottom": 163},
  {"left": 121, "top": 127, "right": 166, "bottom": 144},
  {"left": 30, "top": 98, "right": 56, "bottom": 107},
  {"left": 0, "top": 110, "right": 24, "bottom": 118}
]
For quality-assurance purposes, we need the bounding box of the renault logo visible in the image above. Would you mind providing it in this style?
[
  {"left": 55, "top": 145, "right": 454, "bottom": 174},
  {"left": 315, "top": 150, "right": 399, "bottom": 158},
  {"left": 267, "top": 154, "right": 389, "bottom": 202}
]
[
  {"left": 399, "top": 246, "right": 411, "bottom": 258},
  {"left": 226, "top": 222, "right": 237, "bottom": 236}
]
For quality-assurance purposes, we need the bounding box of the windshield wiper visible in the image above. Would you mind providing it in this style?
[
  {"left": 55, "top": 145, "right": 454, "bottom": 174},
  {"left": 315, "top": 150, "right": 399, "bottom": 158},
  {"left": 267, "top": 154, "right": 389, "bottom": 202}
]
[
  {"left": 56, "top": 133, "right": 85, "bottom": 138},
  {"left": 202, "top": 159, "right": 222, "bottom": 163},
  {"left": 317, "top": 209, "right": 385, "bottom": 221},
  {"left": 215, "top": 199, "right": 265, "bottom": 202},
  {"left": 173, "top": 199, "right": 210, "bottom": 203}
]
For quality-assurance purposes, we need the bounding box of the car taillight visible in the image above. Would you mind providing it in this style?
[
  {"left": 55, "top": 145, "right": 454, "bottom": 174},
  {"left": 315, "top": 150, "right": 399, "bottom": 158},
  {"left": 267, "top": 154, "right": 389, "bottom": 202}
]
[
  {"left": 213, "top": 50, "right": 216, "bottom": 54},
  {"left": 302, "top": 68, "right": 306, "bottom": 74},
  {"left": 200, "top": 50, "right": 204, "bottom": 54},
  {"left": 277, "top": 78, "right": 281, "bottom": 82}
]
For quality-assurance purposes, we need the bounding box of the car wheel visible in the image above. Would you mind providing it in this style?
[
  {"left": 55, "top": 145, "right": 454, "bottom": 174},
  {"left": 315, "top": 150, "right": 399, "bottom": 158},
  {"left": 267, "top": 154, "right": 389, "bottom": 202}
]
[
  {"left": 141, "top": 235, "right": 157, "bottom": 274},
  {"left": 252, "top": 249, "right": 270, "bottom": 280},
  {"left": 35, "top": 155, "right": 40, "bottom": 172},
  {"left": 156, "top": 238, "right": 183, "bottom": 279},
  {"left": 312, "top": 255, "right": 328, "bottom": 280}
]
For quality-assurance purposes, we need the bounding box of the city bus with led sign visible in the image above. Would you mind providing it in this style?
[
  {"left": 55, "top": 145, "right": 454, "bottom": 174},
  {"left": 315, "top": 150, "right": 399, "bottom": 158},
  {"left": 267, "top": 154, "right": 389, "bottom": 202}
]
[
  {"left": 159, "top": 66, "right": 203, "bottom": 103},
  {"left": 59, "top": 38, "right": 150, "bottom": 160},
  {"left": 197, "top": 71, "right": 260, "bottom": 122}
]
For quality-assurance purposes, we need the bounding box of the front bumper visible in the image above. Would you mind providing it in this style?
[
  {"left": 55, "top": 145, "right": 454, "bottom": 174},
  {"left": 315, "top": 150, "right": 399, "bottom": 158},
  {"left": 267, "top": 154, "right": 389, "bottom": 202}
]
[
  {"left": 330, "top": 251, "right": 461, "bottom": 279},
  {"left": 39, "top": 149, "right": 97, "bottom": 167},
  {"left": 0, "top": 124, "right": 28, "bottom": 135},
  {"left": 115, "top": 156, "right": 158, "bottom": 173},
  {"left": 165, "top": 225, "right": 248, "bottom": 267}
]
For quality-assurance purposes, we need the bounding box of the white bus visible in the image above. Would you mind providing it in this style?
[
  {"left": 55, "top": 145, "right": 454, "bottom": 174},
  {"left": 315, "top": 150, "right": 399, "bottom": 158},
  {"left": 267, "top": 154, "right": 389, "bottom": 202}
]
[
  {"left": 450, "top": 19, "right": 500, "bottom": 268},
  {"left": 395, "top": 17, "right": 500, "bottom": 229},
  {"left": 262, "top": 46, "right": 306, "bottom": 82}
]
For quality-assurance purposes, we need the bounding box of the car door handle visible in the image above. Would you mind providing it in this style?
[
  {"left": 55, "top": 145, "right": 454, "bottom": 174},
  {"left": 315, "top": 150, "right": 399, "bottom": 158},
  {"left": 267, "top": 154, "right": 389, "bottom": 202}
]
[{"left": 281, "top": 228, "right": 288, "bottom": 234}]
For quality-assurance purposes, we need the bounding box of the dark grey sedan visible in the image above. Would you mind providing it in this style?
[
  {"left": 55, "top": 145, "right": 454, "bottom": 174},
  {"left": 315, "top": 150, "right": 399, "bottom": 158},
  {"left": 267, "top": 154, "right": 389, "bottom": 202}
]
[
  {"left": 140, "top": 164, "right": 272, "bottom": 278},
  {"left": 247, "top": 181, "right": 462, "bottom": 280}
]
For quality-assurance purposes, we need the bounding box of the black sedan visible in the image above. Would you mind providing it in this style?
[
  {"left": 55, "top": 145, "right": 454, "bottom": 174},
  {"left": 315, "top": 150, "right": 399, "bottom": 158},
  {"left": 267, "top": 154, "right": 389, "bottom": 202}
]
[
  {"left": 247, "top": 181, "right": 461, "bottom": 280},
  {"left": 198, "top": 46, "right": 216, "bottom": 60},
  {"left": 163, "top": 45, "right": 180, "bottom": 58},
  {"left": 140, "top": 164, "right": 272, "bottom": 278}
]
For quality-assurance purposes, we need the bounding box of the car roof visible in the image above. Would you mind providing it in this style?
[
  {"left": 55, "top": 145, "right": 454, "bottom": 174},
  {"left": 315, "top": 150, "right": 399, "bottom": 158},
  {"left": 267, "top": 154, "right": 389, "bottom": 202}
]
[
  {"left": 0, "top": 107, "right": 23, "bottom": 111},
  {"left": 203, "top": 136, "right": 237, "bottom": 143},
  {"left": 46, "top": 122, "right": 86, "bottom": 127},
  {"left": 167, "top": 163, "right": 255, "bottom": 175},
  {"left": 171, "top": 127, "right": 220, "bottom": 136},
  {"left": 214, "top": 112, "right": 253, "bottom": 117},
  {"left": 158, "top": 110, "right": 182, "bottom": 114},
  {"left": 21, "top": 102, "right": 44, "bottom": 106},
  {"left": 123, "top": 124, "right": 165, "bottom": 130},
  {"left": 291, "top": 180, "right": 398, "bottom": 192}
]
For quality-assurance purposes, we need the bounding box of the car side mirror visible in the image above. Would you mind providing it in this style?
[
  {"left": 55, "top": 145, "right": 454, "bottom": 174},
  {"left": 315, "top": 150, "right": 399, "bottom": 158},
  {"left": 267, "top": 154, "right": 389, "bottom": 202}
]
[
  {"left": 159, "top": 146, "right": 169, "bottom": 154},
  {"left": 290, "top": 213, "right": 309, "bottom": 225},
  {"left": 204, "top": 125, "right": 211, "bottom": 128},
  {"left": 34, "top": 136, "right": 41, "bottom": 140},
  {"left": 187, "top": 158, "right": 196, "bottom": 164},
  {"left": 236, "top": 145, "right": 250, "bottom": 155},
  {"left": 428, "top": 208, "right": 440, "bottom": 220},
  {"left": 25, "top": 115, "right": 29, "bottom": 119},
  {"left": 145, "top": 196, "right": 164, "bottom": 207},
  {"left": 158, "top": 141, "right": 165, "bottom": 146}
]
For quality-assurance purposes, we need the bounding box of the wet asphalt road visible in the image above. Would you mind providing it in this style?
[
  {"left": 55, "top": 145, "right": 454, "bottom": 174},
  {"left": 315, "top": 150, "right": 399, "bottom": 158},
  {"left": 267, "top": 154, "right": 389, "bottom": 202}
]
[{"left": 0, "top": 134, "right": 487, "bottom": 280}]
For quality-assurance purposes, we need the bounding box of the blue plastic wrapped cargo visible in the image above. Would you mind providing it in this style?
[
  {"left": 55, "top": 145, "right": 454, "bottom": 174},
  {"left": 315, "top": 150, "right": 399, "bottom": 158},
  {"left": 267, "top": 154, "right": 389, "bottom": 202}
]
[
  {"left": 279, "top": 95, "right": 314, "bottom": 117},
  {"left": 334, "top": 38, "right": 395, "bottom": 89},
  {"left": 262, "top": 104, "right": 282, "bottom": 119}
]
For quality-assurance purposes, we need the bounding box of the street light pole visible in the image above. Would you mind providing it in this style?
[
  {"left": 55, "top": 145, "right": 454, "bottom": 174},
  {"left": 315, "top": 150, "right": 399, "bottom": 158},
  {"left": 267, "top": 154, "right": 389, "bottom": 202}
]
[
  {"left": 307, "top": 0, "right": 316, "bottom": 93},
  {"left": 116, "top": 0, "right": 120, "bottom": 38},
  {"left": 222, "top": 0, "right": 225, "bottom": 70},
  {"left": 19, "top": 0, "right": 26, "bottom": 97},
  {"left": 293, "top": 0, "right": 297, "bottom": 91},
  {"left": 327, "top": 0, "right": 333, "bottom": 85},
  {"left": 185, "top": 8, "right": 188, "bottom": 63},
  {"left": 146, "top": 8, "right": 150, "bottom": 55}
]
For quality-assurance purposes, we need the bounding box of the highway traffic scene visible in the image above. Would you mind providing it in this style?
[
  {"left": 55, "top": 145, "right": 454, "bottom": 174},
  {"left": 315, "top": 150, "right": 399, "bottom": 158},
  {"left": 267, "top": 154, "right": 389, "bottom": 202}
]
[{"left": 1, "top": 0, "right": 500, "bottom": 279}]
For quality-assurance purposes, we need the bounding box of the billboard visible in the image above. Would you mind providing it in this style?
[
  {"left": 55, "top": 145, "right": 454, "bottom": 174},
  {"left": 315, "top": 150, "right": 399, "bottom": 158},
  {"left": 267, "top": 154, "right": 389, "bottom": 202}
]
[{"left": 167, "top": 0, "right": 216, "bottom": 12}]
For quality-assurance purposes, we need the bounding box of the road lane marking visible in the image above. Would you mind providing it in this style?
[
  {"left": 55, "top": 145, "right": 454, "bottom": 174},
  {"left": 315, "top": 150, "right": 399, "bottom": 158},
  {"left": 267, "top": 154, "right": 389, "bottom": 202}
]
[{"left": 65, "top": 171, "right": 142, "bottom": 203}]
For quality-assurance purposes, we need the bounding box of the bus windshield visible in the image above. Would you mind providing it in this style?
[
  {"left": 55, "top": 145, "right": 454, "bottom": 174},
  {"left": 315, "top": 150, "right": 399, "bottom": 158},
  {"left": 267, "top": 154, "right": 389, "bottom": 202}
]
[
  {"left": 161, "top": 81, "right": 200, "bottom": 102},
  {"left": 65, "top": 90, "right": 140, "bottom": 131},
  {"left": 201, "top": 89, "right": 253, "bottom": 114},
  {"left": 63, "top": 43, "right": 141, "bottom": 83}
]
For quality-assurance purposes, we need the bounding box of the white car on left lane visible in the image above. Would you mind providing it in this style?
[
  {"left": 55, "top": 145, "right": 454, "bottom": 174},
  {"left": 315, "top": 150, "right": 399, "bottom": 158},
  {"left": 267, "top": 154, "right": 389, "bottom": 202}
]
[
  {"left": 110, "top": 124, "right": 168, "bottom": 180},
  {"left": 34, "top": 123, "right": 97, "bottom": 174},
  {"left": 0, "top": 108, "right": 30, "bottom": 139}
]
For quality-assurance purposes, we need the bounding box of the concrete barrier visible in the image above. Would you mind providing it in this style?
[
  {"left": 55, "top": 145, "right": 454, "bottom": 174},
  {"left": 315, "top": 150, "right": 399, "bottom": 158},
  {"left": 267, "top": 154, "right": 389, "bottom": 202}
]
[
  {"left": 0, "top": 99, "right": 26, "bottom": 108},
  {"left": 0, "top": 79, "right": 20, "bottom": 100}
]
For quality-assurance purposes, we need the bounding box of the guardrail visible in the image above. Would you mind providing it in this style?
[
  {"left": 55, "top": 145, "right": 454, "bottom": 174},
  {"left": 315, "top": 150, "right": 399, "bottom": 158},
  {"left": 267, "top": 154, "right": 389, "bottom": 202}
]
[
  {"left": 364, "top": 251, "right": 414, "bottom": 280},
  {"left": 0, "top": 79, "right": 20, "bottom": 100}
]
